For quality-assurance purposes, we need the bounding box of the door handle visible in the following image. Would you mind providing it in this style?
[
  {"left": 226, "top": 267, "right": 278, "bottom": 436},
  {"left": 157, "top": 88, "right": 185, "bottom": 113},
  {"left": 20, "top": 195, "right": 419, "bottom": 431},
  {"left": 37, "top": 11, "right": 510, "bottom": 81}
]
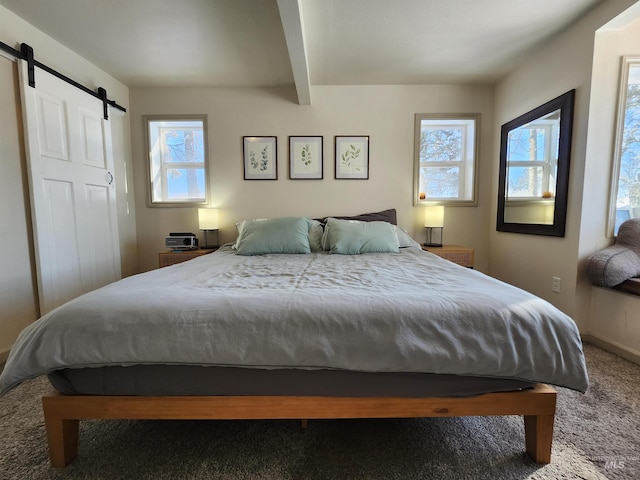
[{"left": 106, "top": 171, "right": 114, "bottom": 185}]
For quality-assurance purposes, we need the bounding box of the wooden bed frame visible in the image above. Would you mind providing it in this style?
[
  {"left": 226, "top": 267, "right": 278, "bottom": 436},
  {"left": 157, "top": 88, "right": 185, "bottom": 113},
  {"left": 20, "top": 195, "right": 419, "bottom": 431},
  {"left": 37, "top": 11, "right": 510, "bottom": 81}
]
[{"left": 41, "top": 383, "right": 556, "bottom": 468}]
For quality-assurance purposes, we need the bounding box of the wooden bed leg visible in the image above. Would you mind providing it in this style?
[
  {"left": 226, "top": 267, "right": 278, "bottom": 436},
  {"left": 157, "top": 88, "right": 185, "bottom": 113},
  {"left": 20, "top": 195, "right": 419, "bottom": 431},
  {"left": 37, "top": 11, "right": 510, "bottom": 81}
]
[
  {"left": 300, "top": 419, "right": 308, "bottom": 428},
  {"left": 524, "top": 414, "right": 554, "bottom": 464},
  {"left": 43, "top": 412, "right": 79, "bottom": 467}
]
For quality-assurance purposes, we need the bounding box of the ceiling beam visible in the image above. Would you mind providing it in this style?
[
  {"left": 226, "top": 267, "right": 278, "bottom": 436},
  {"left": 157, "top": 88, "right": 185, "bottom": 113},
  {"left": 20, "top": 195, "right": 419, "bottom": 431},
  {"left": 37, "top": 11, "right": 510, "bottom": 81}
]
[{"left": 277, "top": 0, "right": 311, "bottom": 105}]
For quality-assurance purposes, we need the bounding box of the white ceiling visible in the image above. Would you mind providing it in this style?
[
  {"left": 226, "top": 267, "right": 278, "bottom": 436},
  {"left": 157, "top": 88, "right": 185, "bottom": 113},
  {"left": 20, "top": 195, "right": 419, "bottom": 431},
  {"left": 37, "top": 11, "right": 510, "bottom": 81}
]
[{"left": 0, "top": 0, "right": 604, "bottom": 98}]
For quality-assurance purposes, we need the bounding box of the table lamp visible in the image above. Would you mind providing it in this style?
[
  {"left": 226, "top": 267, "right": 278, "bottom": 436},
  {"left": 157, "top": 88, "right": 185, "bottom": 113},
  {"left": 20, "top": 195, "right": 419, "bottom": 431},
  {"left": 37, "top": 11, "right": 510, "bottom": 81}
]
[
  {"left": 424, "top": 206, "right": 444, "bottom": 247},
  {"left": 198, "top": 208, "right": 219, "bottom": 249}
]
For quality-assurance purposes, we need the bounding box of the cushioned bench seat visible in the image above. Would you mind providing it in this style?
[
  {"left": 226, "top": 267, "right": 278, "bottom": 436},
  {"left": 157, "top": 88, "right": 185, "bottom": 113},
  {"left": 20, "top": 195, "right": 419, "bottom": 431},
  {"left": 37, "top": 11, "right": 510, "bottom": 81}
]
[{"left": 613, "top": 277, "right": 640, "bottom": 296}]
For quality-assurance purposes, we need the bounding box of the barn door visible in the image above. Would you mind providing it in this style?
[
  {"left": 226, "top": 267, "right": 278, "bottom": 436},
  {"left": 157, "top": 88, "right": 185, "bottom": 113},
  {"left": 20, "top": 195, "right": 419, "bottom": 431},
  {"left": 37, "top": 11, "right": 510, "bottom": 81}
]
[{"left": 18, "top": 60, "right": 121, "bottom": 315}]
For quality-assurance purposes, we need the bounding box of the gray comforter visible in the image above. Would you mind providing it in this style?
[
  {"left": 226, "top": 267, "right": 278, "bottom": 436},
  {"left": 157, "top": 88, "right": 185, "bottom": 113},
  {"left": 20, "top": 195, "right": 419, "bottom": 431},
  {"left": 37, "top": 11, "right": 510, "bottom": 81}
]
[{"left": 0, "top": 246, "right": 588, "bottom": 394}]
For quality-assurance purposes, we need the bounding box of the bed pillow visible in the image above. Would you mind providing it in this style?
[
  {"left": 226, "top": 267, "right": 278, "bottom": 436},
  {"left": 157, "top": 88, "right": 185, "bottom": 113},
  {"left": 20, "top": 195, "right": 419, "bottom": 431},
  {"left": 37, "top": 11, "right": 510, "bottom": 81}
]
[
  {"left": 320, "top": 208, "right": 397, "bottom": 226},
  {"left": 322, "top": 218, "right": 399, "bottom": 254},
  {"left": 235, "top": 217, "right": 323, "bottom": 252},
  {"left": 309, "top": 219, "right": 324, "bottom": 252},
  {"left": 235, "top": 217, "right": 312, "bottom": 255},
  {"left": 395, "top": 226, "right": 422, "bottom": 248}
]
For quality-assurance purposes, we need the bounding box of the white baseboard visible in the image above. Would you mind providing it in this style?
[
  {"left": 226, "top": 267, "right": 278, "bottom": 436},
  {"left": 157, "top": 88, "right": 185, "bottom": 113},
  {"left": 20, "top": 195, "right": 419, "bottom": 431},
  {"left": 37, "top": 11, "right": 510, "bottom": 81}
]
[{"left": 582, "top": 333, "right": 640, "bottom": 366}]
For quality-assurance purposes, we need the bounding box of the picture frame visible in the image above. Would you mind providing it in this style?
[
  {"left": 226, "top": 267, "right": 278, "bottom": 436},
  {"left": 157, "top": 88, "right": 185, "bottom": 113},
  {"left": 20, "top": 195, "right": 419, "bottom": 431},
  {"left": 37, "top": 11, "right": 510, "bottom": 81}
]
[
  {"left": 289, "top": 136, "right": 323, "bottom": 179},
  {"left": 335, "top": 135, "right": 369, "bottom": 179},
  {"left": 243, "top": 136, "right": 277, "bottom": 180}
]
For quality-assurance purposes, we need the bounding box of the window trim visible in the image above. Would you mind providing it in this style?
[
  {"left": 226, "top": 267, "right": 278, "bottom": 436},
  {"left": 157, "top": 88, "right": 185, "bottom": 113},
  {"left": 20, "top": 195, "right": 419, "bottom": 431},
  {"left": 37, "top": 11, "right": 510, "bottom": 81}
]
[
  {"left": 413, "top": 113, "right": 479, "bottom": 206},
  {"left": 144, "top": 114, "right": 210, "bottom": 207},
  {"left": 505, "top": 117, "right": 560, "bottom": 201},
  {"left": 609, "top": 56, "right": 640, "bottom": 236}
]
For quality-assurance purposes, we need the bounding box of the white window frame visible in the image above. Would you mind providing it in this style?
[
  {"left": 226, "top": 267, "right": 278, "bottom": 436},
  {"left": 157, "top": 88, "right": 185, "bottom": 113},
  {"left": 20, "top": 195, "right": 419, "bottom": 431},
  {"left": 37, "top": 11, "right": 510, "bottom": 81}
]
[
  {"left": 145, "top": 114, "right": 209, "bottom": 206},
  {"left": 413, "top": 113, "right": 479, "bottom": 206},
  {"left": 505, "top": 117, "right": 560, "bottom": 201},
  {"left": 609, "top": 56, "right": 640, "bottom": 236}
]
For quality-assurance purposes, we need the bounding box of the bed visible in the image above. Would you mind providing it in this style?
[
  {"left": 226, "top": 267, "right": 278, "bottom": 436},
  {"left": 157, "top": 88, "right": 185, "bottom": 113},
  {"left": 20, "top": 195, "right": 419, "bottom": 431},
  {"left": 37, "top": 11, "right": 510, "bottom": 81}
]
[{"left": 0, "top": 213, "right": 588, "bottom": 468}]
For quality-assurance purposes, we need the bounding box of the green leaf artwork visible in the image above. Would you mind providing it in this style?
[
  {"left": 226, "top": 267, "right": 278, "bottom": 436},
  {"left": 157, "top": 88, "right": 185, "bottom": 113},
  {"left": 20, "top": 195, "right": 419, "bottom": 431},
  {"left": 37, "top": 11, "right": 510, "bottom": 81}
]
[
  {"left": 341, "top": 144, "right": 361, "bottom": 170},
  {"left": 250, "top": 145, "right": 270, "bottom": 171},
  {"left": 300, "top": 144, "right": 312, "bottom": 166},
  {"left": 260, "top": 145, "right": 269, "bottom": 171}
]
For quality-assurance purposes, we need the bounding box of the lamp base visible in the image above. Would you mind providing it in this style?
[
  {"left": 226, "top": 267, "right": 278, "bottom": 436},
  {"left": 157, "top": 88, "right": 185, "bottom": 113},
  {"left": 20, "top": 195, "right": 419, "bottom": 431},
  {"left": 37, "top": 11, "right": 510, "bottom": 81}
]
[
  {"left": 424, "top": 226, "right": 443, "bottom": 248},
  {"left": 202, "top": 229, "right": 220, "bottom": 250}
]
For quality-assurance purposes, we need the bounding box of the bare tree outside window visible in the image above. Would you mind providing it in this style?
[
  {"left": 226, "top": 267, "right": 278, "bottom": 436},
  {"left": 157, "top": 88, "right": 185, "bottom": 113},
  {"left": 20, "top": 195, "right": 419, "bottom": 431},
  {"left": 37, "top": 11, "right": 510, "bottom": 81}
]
[
  {"left": 414, "top": 114, "right": 479, "bottom": 206},
  {"left": 612, "top": 60, "right": 640, "bottom": 233},
  {"left": 145, "top": 116, "right": 209, "bottom": 206}
]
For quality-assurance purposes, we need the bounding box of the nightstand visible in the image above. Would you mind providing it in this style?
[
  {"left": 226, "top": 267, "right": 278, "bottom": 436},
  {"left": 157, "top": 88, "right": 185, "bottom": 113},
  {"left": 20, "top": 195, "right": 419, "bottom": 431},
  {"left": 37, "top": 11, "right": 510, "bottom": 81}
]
[
  {"left": 159, "top": 249, "right": 216, "bottom": 268},
  {"left": 422, "top": 245, "right": 474, "bottom": 268}
]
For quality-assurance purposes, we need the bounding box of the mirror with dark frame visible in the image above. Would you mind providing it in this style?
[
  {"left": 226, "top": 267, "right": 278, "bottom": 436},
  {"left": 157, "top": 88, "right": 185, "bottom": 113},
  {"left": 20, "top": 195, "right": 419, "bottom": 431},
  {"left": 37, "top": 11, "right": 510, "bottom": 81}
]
[{"left": 497, "top": 89, "right": 575, "bottom": 237}]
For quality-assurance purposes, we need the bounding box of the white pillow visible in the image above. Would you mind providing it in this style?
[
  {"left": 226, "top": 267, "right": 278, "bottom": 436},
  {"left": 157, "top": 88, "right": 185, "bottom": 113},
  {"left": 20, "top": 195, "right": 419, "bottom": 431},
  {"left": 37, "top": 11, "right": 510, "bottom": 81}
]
[
  {"left": 394, "top": 226, "right": 421, "bottom": 248},
  {"left": 309, "top": 219, "right": 324, "bottom": 252}
]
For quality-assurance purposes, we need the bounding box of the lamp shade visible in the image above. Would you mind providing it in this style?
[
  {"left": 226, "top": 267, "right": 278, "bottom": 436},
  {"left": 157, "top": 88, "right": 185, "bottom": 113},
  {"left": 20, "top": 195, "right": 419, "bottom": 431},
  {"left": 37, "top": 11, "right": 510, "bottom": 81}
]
[
  {"left": 198, "top": 208, "right": 219, "bottom": 230},
  {"left": 424, "top": 206, "right": 444, "bottom": 227}
]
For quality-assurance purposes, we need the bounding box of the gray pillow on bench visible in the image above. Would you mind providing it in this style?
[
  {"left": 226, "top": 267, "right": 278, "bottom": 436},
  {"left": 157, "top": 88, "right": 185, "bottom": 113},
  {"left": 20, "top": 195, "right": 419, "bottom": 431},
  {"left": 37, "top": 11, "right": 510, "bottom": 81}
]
[{"left": 587, "top": 218, "right": 640, "bottom": 287}]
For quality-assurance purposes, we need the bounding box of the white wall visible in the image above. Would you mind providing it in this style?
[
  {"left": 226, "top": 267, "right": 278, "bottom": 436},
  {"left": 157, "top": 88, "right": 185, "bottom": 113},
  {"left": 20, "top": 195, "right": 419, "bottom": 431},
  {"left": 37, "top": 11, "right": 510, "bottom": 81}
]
[
  {"left": 583, "top": 7, "right": 640, "bottom": 362},
  {"left": 491, "top": 0, "right": 639, "bottom": 331},
  {"left": 0, "top": 55, "right": 37, "bottom": 362},
  {"left": 0, "top": 5, "right": 136, "bottom": 360},
  {"left": 589, "top": 287, "right": 640, "bottom": 364},
  {"left": 130, "top": 85, "right": 495, "bottom": 273}
]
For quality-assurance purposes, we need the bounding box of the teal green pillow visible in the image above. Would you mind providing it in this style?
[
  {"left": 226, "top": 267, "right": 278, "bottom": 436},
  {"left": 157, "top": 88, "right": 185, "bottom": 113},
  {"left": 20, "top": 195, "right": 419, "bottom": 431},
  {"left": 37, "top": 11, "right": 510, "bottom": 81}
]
[
  {"left": 235, "top": 217, "right": 311, "bottom": 255},
  {"left": 323, "top": 218, "right": 399, "bottom": 254}
]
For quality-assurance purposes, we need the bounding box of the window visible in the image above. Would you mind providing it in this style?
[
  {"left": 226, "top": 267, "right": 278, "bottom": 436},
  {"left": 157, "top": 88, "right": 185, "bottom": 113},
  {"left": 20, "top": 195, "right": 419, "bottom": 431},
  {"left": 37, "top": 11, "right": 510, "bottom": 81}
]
[
  {"left": 611, "top": 57, "right": 640, "bottom": 234},
  {"left": 414, "top": 114, "right": 479, "bottom": 205},
  {"left": 145, "top": 115, "right": 209, "bottom": 206}
]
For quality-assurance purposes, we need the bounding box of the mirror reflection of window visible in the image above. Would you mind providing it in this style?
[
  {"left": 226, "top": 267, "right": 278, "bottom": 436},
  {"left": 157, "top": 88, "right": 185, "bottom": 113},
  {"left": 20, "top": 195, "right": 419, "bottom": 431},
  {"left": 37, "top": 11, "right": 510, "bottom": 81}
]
[
  {"left": 497, "top": 89, "right": 574, "bottom": 237},
  {"left": 506, "top": 110, "right": 560, "bottom": 201}
]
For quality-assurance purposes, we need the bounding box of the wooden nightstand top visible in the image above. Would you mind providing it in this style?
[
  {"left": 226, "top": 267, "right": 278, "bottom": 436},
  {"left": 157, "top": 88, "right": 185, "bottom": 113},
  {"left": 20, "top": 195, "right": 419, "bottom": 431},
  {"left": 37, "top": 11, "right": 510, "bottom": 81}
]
[
  {"left": 422, "top": 245, "right": 474, "bottom": 268},
  {"left": 159, "top": 248, "right": 216, "bottom": 268}
]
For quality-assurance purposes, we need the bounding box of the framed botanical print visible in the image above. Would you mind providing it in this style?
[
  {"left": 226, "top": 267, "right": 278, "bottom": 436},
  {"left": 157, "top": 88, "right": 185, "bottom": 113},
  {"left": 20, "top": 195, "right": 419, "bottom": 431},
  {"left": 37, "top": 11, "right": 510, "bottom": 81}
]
[
  {"left": 289, "top": 136, "right": 323, "bottom": 179},
  {"left": 243, "top": 136, "right": 277, "bottom": 180},
  {"left": 335, "top": 135, "right": 369, "bottom": 179}
]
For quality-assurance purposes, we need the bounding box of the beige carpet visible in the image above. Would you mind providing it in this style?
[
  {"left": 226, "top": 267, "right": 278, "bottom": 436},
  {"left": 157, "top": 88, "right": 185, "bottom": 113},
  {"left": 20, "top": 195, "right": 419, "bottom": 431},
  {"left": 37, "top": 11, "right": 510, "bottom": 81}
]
[{"left": 0, "top": 343, "right": 638, "bottom": 479}]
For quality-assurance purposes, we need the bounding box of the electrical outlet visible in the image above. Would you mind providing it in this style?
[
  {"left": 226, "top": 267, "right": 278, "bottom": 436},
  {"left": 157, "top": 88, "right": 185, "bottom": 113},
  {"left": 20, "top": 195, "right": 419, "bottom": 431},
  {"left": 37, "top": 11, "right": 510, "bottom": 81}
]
[{"left": 552, "top": 276, "right": 561, "bottom": 293}]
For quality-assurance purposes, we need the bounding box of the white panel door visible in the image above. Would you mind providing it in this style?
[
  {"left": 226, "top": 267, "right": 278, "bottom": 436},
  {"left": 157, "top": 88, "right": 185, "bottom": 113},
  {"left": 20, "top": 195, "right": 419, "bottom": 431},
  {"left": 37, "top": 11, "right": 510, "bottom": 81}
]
[{"left": 19, "top": 61, "right": 121, "bottom": 315}]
